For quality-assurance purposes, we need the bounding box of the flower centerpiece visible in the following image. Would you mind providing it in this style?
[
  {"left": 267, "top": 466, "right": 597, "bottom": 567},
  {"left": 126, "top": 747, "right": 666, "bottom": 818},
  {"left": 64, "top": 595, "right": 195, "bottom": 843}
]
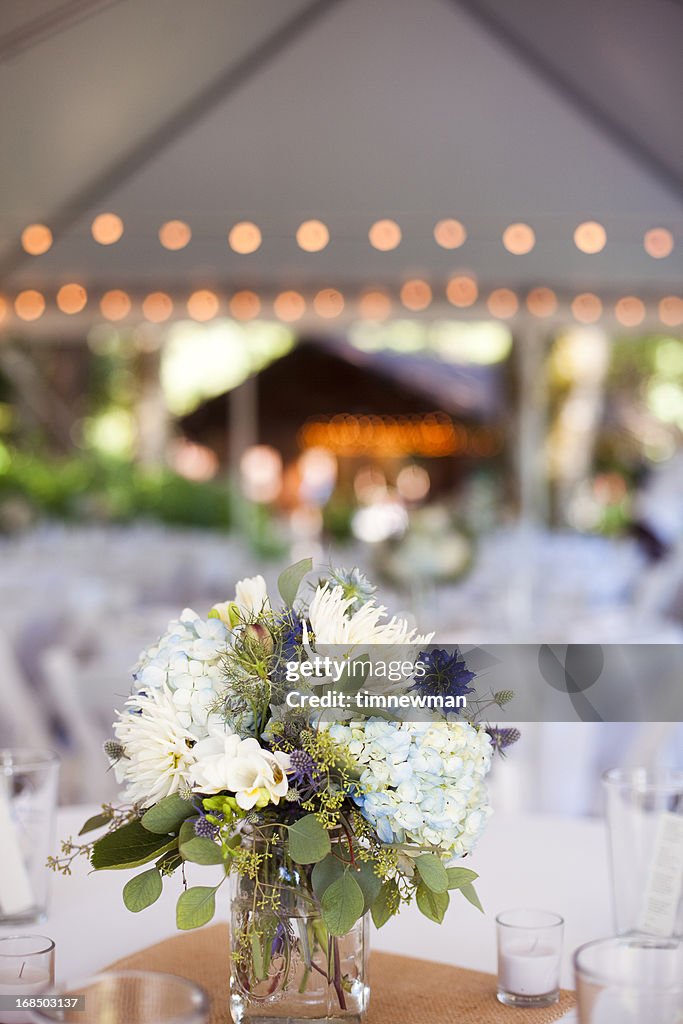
[{"left": 52, "top": 559, "right": 518, "bottom": 1024}]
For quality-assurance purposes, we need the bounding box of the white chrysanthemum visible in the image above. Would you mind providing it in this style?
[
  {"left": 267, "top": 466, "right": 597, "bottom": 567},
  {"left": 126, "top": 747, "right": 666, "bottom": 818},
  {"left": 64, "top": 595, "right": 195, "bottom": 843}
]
[
  {"left": 134, "top": 609, "right": 228, "bottom": 737},
  {"left": 192, "top": 728, "right": 290, "bottom": 808},
  {"left": 112, "top": 687, "right": 200, "bottom": 808},
  {"left": 309, "top": 584, "right": 434, "bottom": 647},
  {"left": 328, "top": 718, "right": 492, "bottom": 858}
]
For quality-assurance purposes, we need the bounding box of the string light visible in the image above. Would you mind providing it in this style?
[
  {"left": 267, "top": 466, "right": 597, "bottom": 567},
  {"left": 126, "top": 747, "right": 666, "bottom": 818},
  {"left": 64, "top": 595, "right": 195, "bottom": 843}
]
[
  {"left": 15, "top": 290, "right": 45, "bottom": 321},
  {"left": 400, "top": 279, "right": 432, "bottom": 311},
  {"left": 313, "top": 288, "right": 344, "bottom": 318},
  {"left": 574, "top": 221, "right": 606, "bottom": 254},
  {"left": 299, "top": 413, "right": 500, "bottom": 459},
  {"left": 433, "top": 219, "right": 466, "bottom": 249},
  {"left": 143, "top": 292, "right": 173, "bottom": 323},
  {"left": 615, "top": 296, "right": 645, "bottom": 327},
  {"left": 658, "top": 296, "right": 683, "bottom": 327},
  {"left": 100, "top": 290, "right": 131, "bottom": 321},
  {"left": 159, "top": 220, "right": 191, "bottom": 251},
  {"left": 487, "top": 288, "right": 518, "bottom": 318},
  {"left": 502, "top": 223, "right": 535, "bottom": 255},
  {"left": 91, "top": 213, "right": 123, "bottom": 245},
  {"left": 368, "top": 219, "right": 401, "bottom": 251},
  {"left": 187, "top": 289, "right": 219, "bottom": 321},
  {"left": 644, "top": 228, "right": 673, "bottom": 259},
  {"left": 228, "top": 221, "right": 261, "bottom": 254},
  {"left": 296, "top": 220, "right": 329, "bottom": 252},
  {"left": 446, "top": 275, "right": 478, "bottom": 308},
  {"left": 0, "top": 296, "right": 7, "bottom": 323},
  {"left": 571, "top": 292, "right": 602, "bottom": 323},
  {"left": 274, "top": 290, "right": 305, "bottom": 322},
  {"left": 57, "top": 283, "right": 87, "bottom": 314},
  {"left": 230, "top": 290, "right": 261, "bottom": 321},
  {"left": 526, "top": 287, "right": 557, "bottom": 317},
  {"left": 21, "top": 224, "right": 53, "bottom": 255},
  {"left": 358, "top": 289, "right": 391, "bottom": 320}
]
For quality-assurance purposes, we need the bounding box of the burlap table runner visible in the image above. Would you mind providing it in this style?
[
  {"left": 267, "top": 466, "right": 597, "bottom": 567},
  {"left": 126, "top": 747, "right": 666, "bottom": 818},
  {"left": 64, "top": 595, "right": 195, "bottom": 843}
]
[{"left": 107, "top": 924, "right": 574, "bottom": 1023}]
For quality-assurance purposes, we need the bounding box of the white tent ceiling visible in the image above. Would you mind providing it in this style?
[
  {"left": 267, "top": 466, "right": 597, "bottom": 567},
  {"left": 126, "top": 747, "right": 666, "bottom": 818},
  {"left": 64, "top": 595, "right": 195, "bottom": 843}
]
[{"left": 0, "top": 0, "right": 681, "bottom": 326}]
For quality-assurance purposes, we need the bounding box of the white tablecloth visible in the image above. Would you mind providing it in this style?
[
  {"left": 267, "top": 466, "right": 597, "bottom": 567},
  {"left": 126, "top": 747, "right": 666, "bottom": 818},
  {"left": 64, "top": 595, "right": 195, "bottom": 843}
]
[{"left": 5, "top": 806, "right": 607, "bottom": 1018}]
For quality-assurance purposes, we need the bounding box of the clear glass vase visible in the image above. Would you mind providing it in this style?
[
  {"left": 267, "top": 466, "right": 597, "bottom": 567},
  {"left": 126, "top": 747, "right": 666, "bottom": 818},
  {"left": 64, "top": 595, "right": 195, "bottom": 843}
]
[{"left": 229, "top": 835, "right": 370, "bottom": 1024}]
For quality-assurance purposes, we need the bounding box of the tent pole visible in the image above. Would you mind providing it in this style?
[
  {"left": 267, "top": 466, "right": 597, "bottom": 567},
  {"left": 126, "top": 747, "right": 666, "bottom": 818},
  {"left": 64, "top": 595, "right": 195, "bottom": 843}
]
[
  {"left": 228, "top": 374, "right": 258, "bottom": 532},
  {"left": 516, "top": 320, "right": 549, "bottom": 527}
]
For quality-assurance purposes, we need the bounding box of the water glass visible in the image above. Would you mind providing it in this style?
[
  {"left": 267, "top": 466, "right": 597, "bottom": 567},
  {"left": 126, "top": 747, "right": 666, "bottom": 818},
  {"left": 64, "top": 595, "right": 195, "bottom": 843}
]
[
  {"left": 0, "top": 750, "right": 60, "bottom": 924},
  {"left": 574, "top": 935, "right": 683, "bottom": 1023},
  {"left": 496, "top": 909, "right": 563, "bottom": 1008},
  {"left": 0, "top": 935, "right": 55, "bottom": 1024},
  {"left": 603, "top": 767, "right": 683, "bottom": 937},
  {"left": 31, "top": 972, "right": 209, "bottom": 1024}
]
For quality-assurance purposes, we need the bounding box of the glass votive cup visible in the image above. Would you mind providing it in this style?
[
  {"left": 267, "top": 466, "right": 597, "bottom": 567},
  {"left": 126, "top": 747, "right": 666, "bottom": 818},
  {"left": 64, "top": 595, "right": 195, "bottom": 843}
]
[
  {"left": 0, "top": 935, "right": 55, "bottom": 1024},
  {"left": 31, "top": 971, "right": 209, "bottom": 1024},
  {"left": 496, "top": 909, "right": 564, "bottom": 1008},
  {"left": 0, "top": 749, "right": 60, "bottom": 924},
  {"left": 574, "top": 935, "right": 683, "bottom": 1023}
]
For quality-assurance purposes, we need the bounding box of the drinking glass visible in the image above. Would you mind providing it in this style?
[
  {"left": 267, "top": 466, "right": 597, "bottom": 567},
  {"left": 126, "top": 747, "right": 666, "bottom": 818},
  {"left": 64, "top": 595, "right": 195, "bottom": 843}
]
[
  {"left": 574, "top": 935, "right": 683, "bottom": 1023},
  {"left": 0, "top": 749, "right": 60, "bottom": 924},
  {"left": 603, "top": 767, "right": 683, "bottom": 937},
  {"left": 496, "top": 909, "right": 563, "bottom": 1008},
  {"left": 0, "top": 935, "right": 55, "bottom": 1024},
  {"left": 31, "top": 972, "right": 209, "bottom": 1024}
]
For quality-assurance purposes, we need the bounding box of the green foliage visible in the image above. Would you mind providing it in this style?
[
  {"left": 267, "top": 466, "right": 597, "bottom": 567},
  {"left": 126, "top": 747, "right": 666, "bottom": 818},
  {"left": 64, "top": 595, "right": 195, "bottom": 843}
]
[
  {"left": 141, "top": 795, "right": 196, "bottom": 835},
  {"left": 277, "top": 557, "right": 312, "bottom": 607},
  {"left": 91, "top": 821, "right": 177, "bottom": 870},
  {"left": 446, "top": 867, "right": 479, "bottom": 890},
  {"left": 414, "top": 853, "right": 449, "bottom": 893},
  {"left": 371, "top": 879, "right": 400, "bottom": 928},
  {"left": 321, "top": 872, "right": 364, "bottom": 936},
  {"left": 416, "top": 883, "right": 450, "bottom": 924},
  {"left": 176, "top": 886, "right": 217, "bottom": 930},
  {"left": 287, "top": 814, "right": 331, "bottom": 864},
  {"left": 180, "top": 836, "right": 225, "bottom": 866},
  {"left": 311, "top": 853, "right": 346, "bottom": 899},
  {"left": 78, "top": 811, "right": 113, "bottom": 836},
  {"left": 353, "top": 860, "right": 382, "bottom": 914},
  {"left": 122, "top": 868, "right": 163, "bottom": 912},
  {"left": 459, "top": 882, "right": 484, "bottom": 912}
]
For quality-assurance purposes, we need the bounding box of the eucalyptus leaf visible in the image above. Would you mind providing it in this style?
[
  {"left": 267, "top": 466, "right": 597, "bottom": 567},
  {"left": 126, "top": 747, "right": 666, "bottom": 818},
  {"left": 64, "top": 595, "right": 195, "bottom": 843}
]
[
  {"left": 446, "top": 867, "right": 479, "bottom": 891},
  {"left": 122, "top": 868, "right": 162, "bottom": 912},
  {"left": 78, "top": 811, "right": 112, "bottom": 836},
  {"left": 91, "top": 821, "right": 176, "bottom": 870},
  {"left": 459, "top": 881, "right": 484, "bottom": 913},
  {"left": 180, "top": 836, "right": 225, "bottom": 865},
  {"left": 353, "top": 860, "right": 382, "bottom": 914},
  {"left": 321, "top": 872, "right": 364, "bottom": 936},
  {"left": 251, "top": 932, "right": 265, "bottom": 980},
  {"left": 371, "top": 879, "right": 399, "bottom": 929},
  {"left": 416, "top": 883, "right": 450, "bottom": 924},
  {"left": 278, "top": 558, "right": 312, "bottom": 607},
  {"left": 415, "top": 854, "right": 449, "bottom": 894},
  {"left": 311, "top": 853, "right": 346, "bottom": 899},
  {"left": 288, "top": 814, "right": 331, "bottom": 864},
  {"left": 141, "top": 795, "right": 196, "bottom": 835},
  {"left": 176, "top": 886, "right": 217, "bottom": 930}
]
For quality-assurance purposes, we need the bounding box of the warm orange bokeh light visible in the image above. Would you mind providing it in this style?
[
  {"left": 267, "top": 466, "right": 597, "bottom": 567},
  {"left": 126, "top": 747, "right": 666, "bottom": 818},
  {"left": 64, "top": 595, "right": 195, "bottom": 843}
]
[
  {"left": 644, "top": 228, "right": 674, "bottom": 259},
  {"left": 400, "top": 279, "right": 432, "bottom": 311},
  {"left": 142, "top": 291, "right": 173, "bottom": 323},
  {"left": 571, "top": 292, "right": 603, "bottom": 323},
  {"left": 574, "top": 221, "right": 606, "bottom": 254},
  {"left": 100, "top": 290, "right": 131, "bottom": 321},
  {"left": 15, "top": 290, "right": 46, "bottom": 321},
  {"left": 433, "top": 219, "right": 466, "bottom": 249},
  {"left": 313, "top": 288, "right": 344, "bottom": 318},
  {"left": 21, "top": 223, "right": 53, "bottom": 255},
  {"left": 228, "top": 221, "right": 262, "bottom": 254},
  {"left": 57, "top": 283, "right": 87, "bottom": 314},
  {"left": 446, "top": 275, "right": 478, "bottom": 308},
  {"left": 230, "top": 290, "right": 261, "bottom": 321},
  {"left": 487, "top": 288, "right": 518, "bottom": 318},
  {"left": 659, "top": 296, "right": 683, "bottom": 327},
  {"left": 274, "top": 291, "right": 305, "bottom": 322},
  {"left": 187, "top": 289, "right": 219, "bottom": 321},
  {"left": 368, "top": 219, "right": 401, "bottom": 251},
  {"left": 159, "top": 220, "right": 192, "bottom": 251},
  {"left": 526, "top": 287, "right": 558, "bottom": 317},
  {"left": 358, "top": 290, "right": 391, "bottom": 320},
  {"left": 296, "top": 220, "right": 329, "bottom": 253},
  {"left": 91, "top": 213, "right": 124, "bottom": 245},
  {"left": 615, "top": 296, "right": 645, "bottom": 327},
  {"left": 0, "top": 296, "right": 7, "bottom": 323},
  {"left": 502, "top": 222, "right": 535, "bottom": 255}
]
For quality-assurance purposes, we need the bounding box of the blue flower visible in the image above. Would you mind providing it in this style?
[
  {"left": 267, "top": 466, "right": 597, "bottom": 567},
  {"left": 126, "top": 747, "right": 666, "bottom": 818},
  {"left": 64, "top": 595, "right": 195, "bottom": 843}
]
[{"left": 412, "top": 648, "right": 475, "bottom": 703}]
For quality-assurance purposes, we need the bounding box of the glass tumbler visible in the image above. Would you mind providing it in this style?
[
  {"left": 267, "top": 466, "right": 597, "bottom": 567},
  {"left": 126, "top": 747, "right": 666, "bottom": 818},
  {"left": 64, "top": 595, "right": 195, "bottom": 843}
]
[
  {"left": 0, "top": 935, "right": 55, "bottom": 1024},
  {"left": 496, "top": 909, "right": 564, "bottom": 1008},
  {"left": 603, "top": 767, "right": 683, "bottom": 937},
  {"left": 31, "top": 972, "right": 209, "bottom": 1024},
  {"left": 0, "top": 750, "right": 60, "bottom": 924},
  {"left": 574, "top": 935, "right": 683, "bottom": 1023}
]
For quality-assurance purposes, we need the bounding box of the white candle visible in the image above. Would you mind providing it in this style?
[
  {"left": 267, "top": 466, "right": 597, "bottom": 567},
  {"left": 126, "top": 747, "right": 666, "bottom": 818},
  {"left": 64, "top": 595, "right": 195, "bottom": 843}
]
[
  {"left": 0, "top": 964, "right": 50, "bottom": 1024},
  {"left": 499, "top": 943, "right": 560, "bottom": 996},
  {"left": 0, "top": 781, "right": 34, "bottom": 918}
]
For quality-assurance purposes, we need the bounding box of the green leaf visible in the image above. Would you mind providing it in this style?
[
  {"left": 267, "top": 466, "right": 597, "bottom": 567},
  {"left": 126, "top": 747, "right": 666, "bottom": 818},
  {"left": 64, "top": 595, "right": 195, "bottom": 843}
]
[
  {"left": 156, "top": 850, "right": 183, "bottom": 874},
  {"left": 353, "top": 860, "right": 382, "bottom": 914},
  {"left": 459, "top": 881, "right": 484, "bottom": 913},
  {"left": 180, "top": 836, "right": 225, "bottom": 865},
  {"left": 371, "top": 879, "right": 399, "bottom": 929},
  {"left": 122, "top": 868, "right": 162, "bottom": 912},
  {"left": 415, "top": 854, "right": 449, "bottom": 894},
  {"left": 278, "top": 558, "right": 312, "bottom": 607},
  {"left": 141, "top": 795, "right": 196, "bottom": 835},
  {"left": 176, "top": 886, "right": 217, "bottom": 930},
  {"left": 91, "top": 821, "right": 176, "bottom": 870},
  {"left": 321, "top": 872, "right": 364, "bottom": 936},
  {"left": 78, "top": 811, "right": 112, "bottom": 836},
  {"left": 251, "top": 932, "right": 265, "bottom": 980},
  {"left": 446, "top": 867, "right": 479, "bottom": 891},
  {"left": 311, "top": 853, "right": 345, "bottom": 899},
  {"left": 416, "top": 883, "right": 450, "bottom": 924},
  {"left": 287, "top": 814, "right": 331, "bottom": 864}
]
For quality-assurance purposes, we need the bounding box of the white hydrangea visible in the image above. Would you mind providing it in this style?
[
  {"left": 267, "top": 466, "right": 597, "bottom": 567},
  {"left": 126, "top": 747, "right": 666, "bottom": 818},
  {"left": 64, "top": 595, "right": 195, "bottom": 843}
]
[
  {"left": 133, "top": 609, "right": 229, "bottom": 737},
  {"left": 328, "top": 718, "right": 493, "bottom": 858}
]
